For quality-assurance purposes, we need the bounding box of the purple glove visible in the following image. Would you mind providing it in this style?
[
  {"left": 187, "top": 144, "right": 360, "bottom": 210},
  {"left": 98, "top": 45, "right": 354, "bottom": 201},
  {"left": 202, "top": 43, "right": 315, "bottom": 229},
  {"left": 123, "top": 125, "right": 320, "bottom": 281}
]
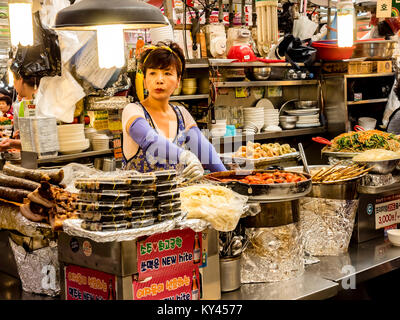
[
  {"left": 129, "top": 117, "right": 183, "bottom": 164},
  {"left": 184, "top": 126, "right": 226, "bottom": 172}
]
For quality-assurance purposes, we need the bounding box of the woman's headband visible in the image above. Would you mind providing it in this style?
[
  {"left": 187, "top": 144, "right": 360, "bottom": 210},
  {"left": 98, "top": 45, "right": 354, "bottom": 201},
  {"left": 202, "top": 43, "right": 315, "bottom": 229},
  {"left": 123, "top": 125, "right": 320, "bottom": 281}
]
[{"left": 142, "top": 46, "right": 183, "bottom": 74}]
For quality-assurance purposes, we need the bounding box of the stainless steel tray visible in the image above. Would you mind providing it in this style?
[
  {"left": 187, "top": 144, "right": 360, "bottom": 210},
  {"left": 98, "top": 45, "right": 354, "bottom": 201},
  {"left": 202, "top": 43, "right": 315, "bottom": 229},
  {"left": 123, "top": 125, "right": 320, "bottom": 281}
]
[
  {"left": 220, "top": 152, "right": 299, "bottom": 166},
  {"left": 321, "top": 150, "right": 361, "bottom": 158},
  {"left": 357, "top": 182, "right": 400, "bottom": 195}
]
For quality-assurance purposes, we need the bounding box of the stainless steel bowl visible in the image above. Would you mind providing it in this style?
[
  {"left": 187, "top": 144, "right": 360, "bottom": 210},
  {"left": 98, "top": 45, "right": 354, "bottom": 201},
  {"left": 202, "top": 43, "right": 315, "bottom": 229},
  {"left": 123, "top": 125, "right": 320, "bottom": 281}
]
[
  {"left": 353, "top": 159, "right": 400, "bottom": 174},
  {"left": 248, "top": 67, "right": 271, "bottom": 80},
  {"left": 352, "top": 40, "right": 396, "bottom": 60},
  {"left": 279, "top": 115, "right": 298, "bottom": 129},
  {"left": 294, "top": 100, "right": 318, "bottom": 109}
]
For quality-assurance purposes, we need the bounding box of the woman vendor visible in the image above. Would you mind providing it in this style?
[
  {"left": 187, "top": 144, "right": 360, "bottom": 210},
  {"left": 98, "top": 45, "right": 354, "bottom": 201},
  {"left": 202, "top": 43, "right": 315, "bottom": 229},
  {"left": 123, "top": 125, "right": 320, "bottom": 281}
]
[{"left": 122, "top": 41, "right": 226, "bottom": 180}]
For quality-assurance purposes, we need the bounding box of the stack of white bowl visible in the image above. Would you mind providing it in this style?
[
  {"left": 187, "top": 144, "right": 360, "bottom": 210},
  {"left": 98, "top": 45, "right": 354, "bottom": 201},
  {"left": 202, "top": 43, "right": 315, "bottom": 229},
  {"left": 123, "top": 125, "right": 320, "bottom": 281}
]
[
  {"left": 244, "top": 107, "right": 264, "bottom": 132},
  {"left": 263, "top": 108, "right": 281, "bottom": 131},
  {"left": 182, "top": 78, "right": 197, "bottom": 95},
  {"left": 84, "top": 127, "right": 98, "bottom": 149},
  {"left": 57, "top": 124, "right": 90, "bottom": 154},
  {"left": 210, "top": 120, "right": 226, "bottom": 137},
  {"left": 91, "top": 133, "right": 110, "bottom": 151}
]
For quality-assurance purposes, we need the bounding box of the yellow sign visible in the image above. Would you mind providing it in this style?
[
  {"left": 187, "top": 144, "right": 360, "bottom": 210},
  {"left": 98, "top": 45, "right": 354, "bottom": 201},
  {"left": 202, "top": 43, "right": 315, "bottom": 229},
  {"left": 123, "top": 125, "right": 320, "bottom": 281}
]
[{"left": 377, "top": 0, "right": 392, "bottom": 17}]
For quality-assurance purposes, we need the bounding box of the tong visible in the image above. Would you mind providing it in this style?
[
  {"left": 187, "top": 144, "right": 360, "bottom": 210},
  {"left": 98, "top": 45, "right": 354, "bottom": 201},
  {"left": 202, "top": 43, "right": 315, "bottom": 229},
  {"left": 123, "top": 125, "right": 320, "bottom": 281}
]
[{"left": 312, "top": 136, "right": 332, "bottom": 145}]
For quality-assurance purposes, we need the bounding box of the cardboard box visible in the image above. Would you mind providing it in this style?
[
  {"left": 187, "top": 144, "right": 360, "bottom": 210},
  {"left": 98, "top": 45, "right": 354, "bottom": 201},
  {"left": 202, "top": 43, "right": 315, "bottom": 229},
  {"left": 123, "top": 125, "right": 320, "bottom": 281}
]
[
  {"left": 348, "top": 61, "right": 374, "bottom": 74},
  {"left": 376, "top": 60, "right": 392, "bottom": 73}
]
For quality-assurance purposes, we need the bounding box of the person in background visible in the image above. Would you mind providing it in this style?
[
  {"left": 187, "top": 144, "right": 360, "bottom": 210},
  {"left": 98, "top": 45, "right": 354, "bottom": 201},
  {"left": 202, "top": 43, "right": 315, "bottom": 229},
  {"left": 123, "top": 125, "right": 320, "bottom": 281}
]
[
  {"left": 122, "top": 41, "right": 226, "bottom": 180},
  {"left": 0, "top": 71, "right": 41, "bottom": 151},
  {"left": 0, "top": 95, "right": 13, "bottom": 118}
]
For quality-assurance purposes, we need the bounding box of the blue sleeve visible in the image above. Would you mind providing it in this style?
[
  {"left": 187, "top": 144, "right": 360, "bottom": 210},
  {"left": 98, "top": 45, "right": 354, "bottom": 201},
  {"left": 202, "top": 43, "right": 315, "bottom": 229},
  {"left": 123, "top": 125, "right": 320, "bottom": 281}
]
[
  {"left": 129, "top": 117, "right": 184, "bottom": 164},
  {"left": 185, "top": 126, "right": 226, "bottom": 172}
]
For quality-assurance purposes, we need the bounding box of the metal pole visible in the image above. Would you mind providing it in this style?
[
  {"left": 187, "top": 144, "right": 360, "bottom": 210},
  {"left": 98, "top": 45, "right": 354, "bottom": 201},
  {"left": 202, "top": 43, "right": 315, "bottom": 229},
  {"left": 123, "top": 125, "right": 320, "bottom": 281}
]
[{"left": 327, "top": 0, "right": 331, "bottom": 40}]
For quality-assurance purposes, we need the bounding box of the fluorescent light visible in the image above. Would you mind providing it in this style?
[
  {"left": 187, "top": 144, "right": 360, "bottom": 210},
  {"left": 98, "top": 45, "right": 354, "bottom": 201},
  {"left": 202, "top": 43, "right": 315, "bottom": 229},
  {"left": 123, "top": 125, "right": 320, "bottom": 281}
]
[
  {"left": 9, "top": 1, "right": 34, "bottom": 46},
  {"left": 8, "top": 68, "right": 14, "bottom": 87},
  {"left": 337, "top": 0, "right": 354, "bottom": 48},
  {"left": 96, "top": 25, "right": 125, "bottom": 69}
]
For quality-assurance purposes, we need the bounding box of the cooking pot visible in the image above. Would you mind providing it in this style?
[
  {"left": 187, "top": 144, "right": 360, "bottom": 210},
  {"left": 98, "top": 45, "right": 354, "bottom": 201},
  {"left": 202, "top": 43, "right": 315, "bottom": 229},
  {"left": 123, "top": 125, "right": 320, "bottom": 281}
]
[{"left": 227, "top": 44, "right": 285, "bottom": 63}]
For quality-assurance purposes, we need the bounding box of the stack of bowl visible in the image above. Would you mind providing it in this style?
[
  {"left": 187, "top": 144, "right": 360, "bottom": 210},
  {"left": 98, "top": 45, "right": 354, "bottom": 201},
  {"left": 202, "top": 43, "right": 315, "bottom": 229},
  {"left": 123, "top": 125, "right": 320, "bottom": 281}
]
[
  {"left": 172, "top": 82, "right": 182, "bottom": 96},
  {"left": 358, "top": 117, "right": 377, "bottom": 130},
  {"left": 57, "top": 124, "right": 90, "bottom": 154},
  {"left": 263, "top": 108, "right": 280, "bottom": 131},
  {"left": 91, "top": 133, "right": 110, "bottom": 151},
  {"left": 182, "top": 78, "right": 197, "bottom": 95},
  {"left": 198, "top": 77, "right": 209, "bottom": 94},
  {"left": 244, "top": 107, "right": 264, "bottom": 132},
  {"left": 84, "top": 127, "right": 98, "bottom": 149},
  {"left": 210, "top": 120, "right": 227, "bottom": 137}
]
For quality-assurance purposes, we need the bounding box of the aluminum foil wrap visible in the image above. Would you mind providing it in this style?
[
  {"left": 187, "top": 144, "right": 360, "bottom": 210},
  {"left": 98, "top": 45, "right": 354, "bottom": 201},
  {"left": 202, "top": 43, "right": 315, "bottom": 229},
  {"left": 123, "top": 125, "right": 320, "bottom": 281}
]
[
  {"left": 361, "top": 173, "right": 395, "bottom": 186},
  {"left": 85, "top": 95, "right": 131, "bottom": 110},
  {"left": 241, "top": 223, "right": 304, "bottom": 283},
  {"left": 299, "top": 197, "right": 358, "bottom": 256},
  {"left": 175, "top": 218, "right": 211, "bottom": 233},
  {"left": 328, "top": 157, "right": 354, "bottom": 166},
  {"left": 9, "top": 238, "right": 60, "bottom": 297},
  {"left": 0, "top": 202, "right": 53, "bottom": 239},
  {"left": 63, "top": 218, "right": 179, "bottom": 243}
]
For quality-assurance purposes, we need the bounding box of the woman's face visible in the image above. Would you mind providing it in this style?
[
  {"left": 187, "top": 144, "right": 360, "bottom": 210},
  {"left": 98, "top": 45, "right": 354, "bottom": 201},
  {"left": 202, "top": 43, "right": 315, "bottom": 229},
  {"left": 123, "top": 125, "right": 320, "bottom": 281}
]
[
  {"left": 13, "top": 76, "right": 24, "bottom": 97},
  {"left": 0, "top": 101, "right": 9, "bottom": 114},
  {"left": 143, "top": 65, "right": 180, "bottom": 100}
]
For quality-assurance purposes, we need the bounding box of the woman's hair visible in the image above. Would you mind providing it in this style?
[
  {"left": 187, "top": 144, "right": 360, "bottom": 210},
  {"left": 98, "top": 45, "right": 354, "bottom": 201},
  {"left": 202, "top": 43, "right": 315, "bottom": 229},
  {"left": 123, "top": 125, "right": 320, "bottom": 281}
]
[
  {"left": 139, "top": 41, "right": 185, "bottom": 79},
  {"left": 13, "top": 71, "right": 42, "bottom": 88},
  {"left": 0, "top": 95, "right": 12, "bottom": 106}
]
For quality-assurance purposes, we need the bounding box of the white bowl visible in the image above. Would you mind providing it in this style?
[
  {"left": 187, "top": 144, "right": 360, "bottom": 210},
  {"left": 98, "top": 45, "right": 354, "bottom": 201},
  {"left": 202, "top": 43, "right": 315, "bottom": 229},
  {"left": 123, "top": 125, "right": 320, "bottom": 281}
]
[
  {"left": 263, "top": 125, "right": 282, "bottom": 132},
  {"left": 59, "top": 139, "right": 90, "bottom": 154},
  {"left": 358, "top": 117, "right": 377, "bottom": 130},
  {"left": 387, "top": 229, "right": 400, "bottom": 246}
]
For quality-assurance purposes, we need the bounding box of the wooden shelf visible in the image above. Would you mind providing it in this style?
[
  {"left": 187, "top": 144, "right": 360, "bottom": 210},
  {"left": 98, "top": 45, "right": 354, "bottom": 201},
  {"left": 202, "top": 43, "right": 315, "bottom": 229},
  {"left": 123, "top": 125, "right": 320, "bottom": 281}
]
[{"left": 347, "top": 98, "right": 389, "bottom": 105}]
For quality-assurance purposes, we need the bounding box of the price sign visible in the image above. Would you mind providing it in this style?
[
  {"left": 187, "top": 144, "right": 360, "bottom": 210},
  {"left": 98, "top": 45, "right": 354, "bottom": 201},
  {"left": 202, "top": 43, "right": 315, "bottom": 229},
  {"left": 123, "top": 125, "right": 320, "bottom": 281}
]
[{"left": 375, "top": 199, "right": 400, "bottom": 229}]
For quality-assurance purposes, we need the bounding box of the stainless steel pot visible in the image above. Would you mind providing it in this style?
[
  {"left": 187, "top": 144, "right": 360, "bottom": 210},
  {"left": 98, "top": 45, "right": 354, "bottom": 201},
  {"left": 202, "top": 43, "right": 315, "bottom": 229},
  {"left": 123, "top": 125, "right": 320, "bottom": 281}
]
[
  {"left": 352, "top": 159, "right": 400, "bottom": 174},
  {"left": 247, "top": 67, "right": 271, "bottom": 80},
  {"left": 294, "top": 100, "right": 318, "bottom": 109},
  {"left": 352, "top": 40, "right": 396, "bottom": 60},
  {"left": 220, "top": 255, "right": 241, "bottom": 292}
]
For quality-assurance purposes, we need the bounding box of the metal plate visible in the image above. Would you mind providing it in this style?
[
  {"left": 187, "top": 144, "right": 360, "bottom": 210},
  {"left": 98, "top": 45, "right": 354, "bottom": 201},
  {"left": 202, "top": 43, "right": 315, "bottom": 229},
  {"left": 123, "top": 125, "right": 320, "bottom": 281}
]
[
  {"left": 219, "top": 152, "right": 299, "bottom": 166},
  {"left": 321, "top": 150, "right": 361, "bottom": 158}
]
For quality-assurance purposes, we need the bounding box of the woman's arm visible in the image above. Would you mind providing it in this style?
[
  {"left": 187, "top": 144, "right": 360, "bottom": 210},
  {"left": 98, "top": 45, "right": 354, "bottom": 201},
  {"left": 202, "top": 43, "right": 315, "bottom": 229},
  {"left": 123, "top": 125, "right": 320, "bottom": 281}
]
[{"left": 184, "top": 126, "right": 226, "bottom": 172}]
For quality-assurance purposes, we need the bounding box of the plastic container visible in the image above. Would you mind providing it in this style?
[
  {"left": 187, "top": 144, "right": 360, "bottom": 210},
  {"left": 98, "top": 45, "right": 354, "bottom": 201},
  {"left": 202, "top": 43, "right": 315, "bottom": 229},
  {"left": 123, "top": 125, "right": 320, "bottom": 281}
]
[
  {"left": 81, "top": 220, "right": 133, "bottom": 232},
  {"left": 154, "top": 170, "right": 177, "bottom": 182},
  {"left": 159, "top": 201, "right": 181, "bottom": 213},
  {"left": 131, "top": 207, "right": 158, "bottom": 217},
  {"left": 311, "top": 40, "right": 355, "bottom": 61},
  {"left": 74, "top": 175, "right": 156, "bottom": 191},
  {"left": 77, "top": 191, "right": 131, "bottom": 202},
  {"left": 157, "top": 211, "right": 182, "bottom": 222},
  {"left": 131, "top": 196, "right": 156, "bottom": 208},
  {"left": 128, "top": 187, "right": 156, "bottom": 197},
  {"left": 73, "top": 201, "right": 132, "bottom": 212},
  {"left": 79, "top": 211, "right": 132, "bottom": 222},
  {"left": 157, "top": 189, "right": 181, "bottom": 202},
  {"left": 156, "top": 180, "right": 179, "bottom": 193},
  {"left": 131, "top": 217, "right": 156, "bottom": 228}
]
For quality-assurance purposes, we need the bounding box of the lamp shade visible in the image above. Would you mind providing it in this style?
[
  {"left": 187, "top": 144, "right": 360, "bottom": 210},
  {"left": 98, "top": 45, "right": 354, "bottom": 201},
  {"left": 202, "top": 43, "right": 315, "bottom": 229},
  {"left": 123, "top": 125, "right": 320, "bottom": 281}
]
[{"left": 54, "top": 0, "right": 167, "bottom": 30}]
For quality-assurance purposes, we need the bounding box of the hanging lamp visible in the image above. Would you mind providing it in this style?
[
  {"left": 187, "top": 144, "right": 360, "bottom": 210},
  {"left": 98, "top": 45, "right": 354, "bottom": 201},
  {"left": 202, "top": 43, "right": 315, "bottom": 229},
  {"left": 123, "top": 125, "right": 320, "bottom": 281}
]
[{"left": 54, "top": 0, "right": 167, "bottom": 69}]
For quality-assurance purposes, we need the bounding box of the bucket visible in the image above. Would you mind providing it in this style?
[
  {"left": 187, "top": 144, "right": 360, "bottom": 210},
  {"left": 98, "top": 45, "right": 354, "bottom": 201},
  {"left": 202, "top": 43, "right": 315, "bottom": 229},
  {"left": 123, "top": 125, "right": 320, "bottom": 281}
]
[{"left": 219, "top": 255, "right": 241, "bottom": 292}]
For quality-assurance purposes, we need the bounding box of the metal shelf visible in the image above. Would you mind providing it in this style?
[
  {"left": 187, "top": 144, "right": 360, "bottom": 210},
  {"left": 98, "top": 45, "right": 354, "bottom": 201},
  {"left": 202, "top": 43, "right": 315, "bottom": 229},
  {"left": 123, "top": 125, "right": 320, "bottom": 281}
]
[
  {"left": 209, "top": 59, "right": 322, "bottom": 68},
  {"left": 347, "top": 98, "right": 389, "bottom": 105},
  {"left": 213, "top": 79, "right": 319, "bottom": 88},
  {"left": 185, "top": 59, "right": 209, "bottom": 68},
  {"left": 169, "top": 94, "right": 209, "bottom": 101},
  {"left": 37, "top": 149, "right": 114, "bottom": 164},
  {"left": 210, "top": 126, "right": 326, "bottom": 144}
]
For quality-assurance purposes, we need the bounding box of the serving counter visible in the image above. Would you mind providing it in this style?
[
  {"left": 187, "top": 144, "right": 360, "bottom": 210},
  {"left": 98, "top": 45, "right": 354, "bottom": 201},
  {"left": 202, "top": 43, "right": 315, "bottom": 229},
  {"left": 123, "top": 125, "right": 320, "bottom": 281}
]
[{"left": 221, "top": 236, "right": 400, "bottom": 300}]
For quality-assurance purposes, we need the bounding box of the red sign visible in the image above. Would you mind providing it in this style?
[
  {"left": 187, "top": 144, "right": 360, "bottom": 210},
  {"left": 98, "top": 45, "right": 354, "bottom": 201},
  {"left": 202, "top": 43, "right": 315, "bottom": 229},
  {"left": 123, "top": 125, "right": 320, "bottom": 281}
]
[
  {"left": 65, "top": 265, "right": 117, "bottom": 300},
  {"left": 137, "top": 229, "right": 202, "bottom": 279},
  {"left": 133, "top": 267, "right": 201, "bottom": 300}
]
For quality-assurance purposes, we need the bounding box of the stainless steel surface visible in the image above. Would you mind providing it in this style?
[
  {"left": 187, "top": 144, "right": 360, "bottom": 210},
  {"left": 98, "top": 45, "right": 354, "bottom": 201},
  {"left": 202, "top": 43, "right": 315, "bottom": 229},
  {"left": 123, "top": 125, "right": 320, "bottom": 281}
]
[
  {"left": 353, "top": 159, "right": 400, "bottom": 174},
  {"left": 220, "top": 255, "right": 241, "bottom": 292},
  {"left": 211, "top": 126, "right": 326, "bottom": 144},
  {"left": 357, "top": 181, "right": 400, "bottom": 194},
  {"left": 294, "top": 100, "right": 318, "bottom": 109},
  {"left": 249, "top": 67, "right": 271, "bottom": 80},
  {"left": 307, "top": 237, "right": 400, "bottom": 285},
  {"left": 352, "top": 40, "right": 396, "bottom": 60},
  {"left": 221, "top": 271, "right": 339, "bottom": 300},
  {"left": 243, "top": 200, "right": 299, "bottom": 227},
  {"left": 298, "top": 143, "right": 310, "bottom": 174},
  {"left": 169, "top": 94, "right": 209, "bottom": 101},
  {"left": 208, "top": 59, "right": 318, "bottom": 67},
  {"left": 310, "top": 180, "right": 360, "bottom": 200},
  {"left": 280, "top": 121, "right": 296, "bottom": 129},
  {"left": 0, "top": 231, "right": 19, "bottom": 279},
  {"left": 213, "top": 80, "right": 319, "bottom": 87},
  {"left": 322, "top": 150, "right": 360, "bottom": 158},
  {"left": 206, "top": 170, "right": 312, "bottom": 202}
]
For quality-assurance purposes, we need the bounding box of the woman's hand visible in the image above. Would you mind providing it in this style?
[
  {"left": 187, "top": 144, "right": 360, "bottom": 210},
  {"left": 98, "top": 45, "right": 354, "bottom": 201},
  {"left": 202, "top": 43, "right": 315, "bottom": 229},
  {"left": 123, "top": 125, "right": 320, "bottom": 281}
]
[
  {"left": 0, "top": 138, "right": 11, "bottom": 152},
  {"left": 179, "top": 150, "right": 204, "bottom": 181}
]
